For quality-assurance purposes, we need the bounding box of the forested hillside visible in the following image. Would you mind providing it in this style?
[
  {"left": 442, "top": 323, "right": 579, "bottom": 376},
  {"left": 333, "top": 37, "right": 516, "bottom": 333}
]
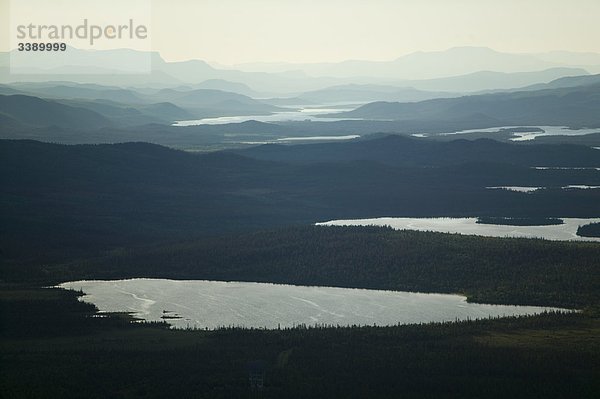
[{"left": 2, "top": 139, "right": 599, "bottom": 265}]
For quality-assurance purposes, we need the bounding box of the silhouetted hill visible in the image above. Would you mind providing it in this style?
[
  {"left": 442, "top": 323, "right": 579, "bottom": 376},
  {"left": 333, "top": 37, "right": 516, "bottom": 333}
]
[
  {"left": 195, "top": 79, "right": 259, "bottom": 96},
  {"left": 0, "top": 84, "right": 25, "bottom": 95},
  {"left": 51, "top": 99, "right": 194, "bottom": 125},
  {"left": 0, "top": 95, "right": 113, "bottom": 129},
  {"left": 331, "top": 83, "right": 600, "bottom": 127},
  {"left": 139, "top": 102, "right": 194, "bottom": 120},
  {"left": 236, "top": 47, "right": 584, "bottom": 80},
  {"left": 408, "top": 68, "right": 589, "bottom": 93},
  {"left": 533, "top": 132, "right": 600, "bottom": 146},
  {"left": 525, "top": 74, "right": 600, "bottom": 91},
  {"left": 234, "top": 134, "right": 600, "bottom": 167},
  {"left": 2, "top": 139, "right": 599, "bottom": 264},
  {"left": 17, "top": 84, "right": 146, "bottom": 103},
  {"left": 299, "top": 84, "right": 458, "bottom": 103},
  {"left": 151, "top": 88, "right": 283, "bottom": 116}
]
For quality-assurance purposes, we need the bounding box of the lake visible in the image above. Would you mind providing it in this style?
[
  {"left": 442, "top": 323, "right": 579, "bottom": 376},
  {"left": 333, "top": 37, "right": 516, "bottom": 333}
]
[
  {"left": 533, "top": 166, "right": 600, "bottom": 171},
  {"left": 487, "top": 185, "right": 600, "bottom": 192},
  {"left": 317, "top": 217, "right": 600, "bottom": 241},
  {"left": 240, "top": 135, "right": 360, "bottom": 145},
  {"left": 58, "top": 279, "right": 563, "bottom": 329},
  {"left": 486, "top": 186, "right": 542, "bottom": 193},
  {"left": 173, "top": 107, "right": 359, "bottom": 126},
  {"left": 428, "top": 125, "right": 600, "bottom": 141}
]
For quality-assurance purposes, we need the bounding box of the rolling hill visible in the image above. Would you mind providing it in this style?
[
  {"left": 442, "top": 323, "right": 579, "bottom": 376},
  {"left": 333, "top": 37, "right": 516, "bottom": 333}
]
[
  {"left": 234, "top": 134, "right": 600, "bottom": 167},
  {"left": 2, "top": 138, "right": 599, "bottom": 264},
  {"left": 329, "top": 83, "right": 600, "bottom": 127},
  {"left": 0, "top": 95, "right": 113, "bottom": 129}
]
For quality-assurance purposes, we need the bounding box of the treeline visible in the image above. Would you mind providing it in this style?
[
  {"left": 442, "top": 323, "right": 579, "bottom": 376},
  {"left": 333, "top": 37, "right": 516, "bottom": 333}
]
[
  {"left": 476, "top": 216, "right": 563, "bottom": 226},
  {"left": 1, "top": 286, "right": 598, "bottom": 398},
  {"left": 12, "top": 226, "right": 600, "bottom": 308},
  {"left": 0, "top": 287, "right": 138, "bottom": 338}
]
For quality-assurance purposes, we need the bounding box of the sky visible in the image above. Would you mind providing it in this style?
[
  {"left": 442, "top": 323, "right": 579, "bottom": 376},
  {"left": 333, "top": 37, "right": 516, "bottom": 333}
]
[{"left": 2, "top": 0, "right": 600, "bottom": 65}]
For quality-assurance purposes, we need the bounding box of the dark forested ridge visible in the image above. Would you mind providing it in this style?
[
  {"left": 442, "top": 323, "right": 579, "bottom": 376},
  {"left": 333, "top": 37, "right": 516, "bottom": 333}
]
[
  {"left": 476, "top": 216, "right": 564, "bottom": 226},
  {"left": 233, "top": 134, "right": 600, "bottom": 167},
  {"left": 2, "top": 138, "right": 600, "bottom": 265}
]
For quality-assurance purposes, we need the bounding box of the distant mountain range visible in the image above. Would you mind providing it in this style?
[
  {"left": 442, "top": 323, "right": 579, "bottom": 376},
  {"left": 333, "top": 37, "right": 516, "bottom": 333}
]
[
  {"left": 3, "top": 73, "right": 600, "bottom": 146},
  {"left": 402, "top": 68, "right": 588, "bottom": 93},
  {"left": 0, "top": 82, "right": 283, "bottom": 126},
  {"left": 270, "top": 67, "right": 589, "bottom": 104},
  {"left": 233, "top": 47, "right": 600, "bottom": 79},
  {"left": 2, "top": 47, "right": 599, "bottom": 94},
  {"left": 328, "top": 80, "right": 600, "bottom": 128}
]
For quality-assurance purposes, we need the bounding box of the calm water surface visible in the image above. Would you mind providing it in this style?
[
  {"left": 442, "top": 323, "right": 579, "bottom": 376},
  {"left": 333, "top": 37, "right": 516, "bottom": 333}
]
[
  {"left": 173, "top": 107, "right": 358, "bottom": 126},
  {"left": 420, "top": 126, "right": 600, "bottom": 141},
  {"left": 58, "top": 279, "right": 563, "bottom": 329},
  {"left": 317, "top": 217, "right": 600, "bottom": 241}
]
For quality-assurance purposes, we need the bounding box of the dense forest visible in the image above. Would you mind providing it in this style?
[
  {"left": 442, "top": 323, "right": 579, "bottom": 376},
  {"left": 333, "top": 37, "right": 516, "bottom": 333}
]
[
  {"left": 2, "top": 137, "right": 600, "bottom": 398},
  {"left": 4, "top": 226, "right": 598, "bottom": 308},
  {"left": 476, "top": 216, "right": 564, "bottom": 226},
  {"left": 232, "top": 134, "right": 600, "bottom": 167},
  {"left": 2, "top": 139, "right": 600, "bottom": 266},
  {"left": 1, "top": 286, "right": 598, "bottom": 398}
]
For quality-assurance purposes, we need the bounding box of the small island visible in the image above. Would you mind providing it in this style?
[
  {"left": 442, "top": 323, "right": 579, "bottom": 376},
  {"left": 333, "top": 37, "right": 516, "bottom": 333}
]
[
  {"left": 476, "top": 217, "right": 564, "bottom": 226},
  {"left": 576, "top": 222, "right": 600, "bottom": 238},
  {"left": 161, "top": 310, "right": 183, "bottom": 320},
  {"left": 498, "top": 127, "right": 544, "bottom": 134}
]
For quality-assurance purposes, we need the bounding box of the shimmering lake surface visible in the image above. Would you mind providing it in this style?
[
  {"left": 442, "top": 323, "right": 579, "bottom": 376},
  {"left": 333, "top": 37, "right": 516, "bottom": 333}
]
[
  {"left": 317, "top": 217, "right": 600, "bottom": 241},
  {"left": 487, "top": 185, "right": 600, "bottom": 192},
  {"left": 486, "top": 186, "right": 542, "bottom": 193},
  {"left": 173, "top": 107, "right": 358, "bottom": 126},
  {"left": 240, "top": 135, "right": 360, "bottom": 145},
  {"left": 427, "top": 126, "right": 600, "bottom": 141},
  {"left": 58, "top": 279, "right": 562, "bottom": 329}
]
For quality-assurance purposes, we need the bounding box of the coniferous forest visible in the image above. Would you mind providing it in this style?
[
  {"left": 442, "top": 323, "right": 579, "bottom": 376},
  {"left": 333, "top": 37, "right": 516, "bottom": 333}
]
[
  {"left": 2, "top": 225, "right": 600, "bottom": 398},
  {"left": 3, "top": 3, "right": 600, "bottom": 396},
  {"left": 2, "top": 137, "right": 600, "bottom": 397}
]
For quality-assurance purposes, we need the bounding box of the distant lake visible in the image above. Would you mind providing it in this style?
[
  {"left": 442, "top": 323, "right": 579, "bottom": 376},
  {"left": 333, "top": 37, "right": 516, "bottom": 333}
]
[
  {"left": 425, "top": 126, "right": 600, "bottom": 141},
  {"left": 173, "top": 107, "right": 359, "bottom": 126},
  {"left": 58, "top": 279, "right": 563, "bottom": 329},
  {"left": 240, "top": 135, "right": 360, "bottom": 145},
  {"left": 487, "top": 185, "right": 600, "bottom": 192},
  {"left": 317, "top": 217, "right": 600, "bottom": 242},
  {"left": 486, "top": 186, "right": 542, "bottom": 193},
  {"left": 533, "top": 166, "right": 600, "bottom": 171}
]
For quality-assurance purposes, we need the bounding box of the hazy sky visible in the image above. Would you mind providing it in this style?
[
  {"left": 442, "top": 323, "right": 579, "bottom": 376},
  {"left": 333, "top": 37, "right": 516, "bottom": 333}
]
[{"left": 2, "top": 0, "right": 600, "bottom": 64}]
